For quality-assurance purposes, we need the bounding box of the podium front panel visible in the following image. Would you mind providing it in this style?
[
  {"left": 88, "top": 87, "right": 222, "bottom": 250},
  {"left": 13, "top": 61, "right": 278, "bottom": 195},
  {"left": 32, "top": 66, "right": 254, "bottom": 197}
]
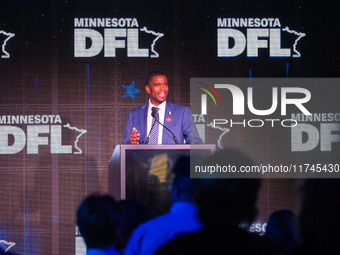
[{"left": 109, "top": 144, "right": 215, "bottom": 217}]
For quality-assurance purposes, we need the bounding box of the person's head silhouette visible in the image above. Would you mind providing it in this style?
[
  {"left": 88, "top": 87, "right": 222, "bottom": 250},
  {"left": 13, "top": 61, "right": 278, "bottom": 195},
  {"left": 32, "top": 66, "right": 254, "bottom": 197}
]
[{"left": 76, "top": 194, "right": 122, "bottom": 250}]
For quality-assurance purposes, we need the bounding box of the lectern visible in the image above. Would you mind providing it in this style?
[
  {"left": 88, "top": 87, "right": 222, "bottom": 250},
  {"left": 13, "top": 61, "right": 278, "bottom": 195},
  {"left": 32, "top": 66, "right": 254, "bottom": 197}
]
[{"left": 108, "top": 144, "right": 215, "bottom": 216}]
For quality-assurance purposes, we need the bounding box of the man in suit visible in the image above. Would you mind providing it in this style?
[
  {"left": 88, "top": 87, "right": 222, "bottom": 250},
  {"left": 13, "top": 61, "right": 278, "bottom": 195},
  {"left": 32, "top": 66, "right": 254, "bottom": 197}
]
[{"left": 123, "top": 71, "right": 203, "bottom": 144}]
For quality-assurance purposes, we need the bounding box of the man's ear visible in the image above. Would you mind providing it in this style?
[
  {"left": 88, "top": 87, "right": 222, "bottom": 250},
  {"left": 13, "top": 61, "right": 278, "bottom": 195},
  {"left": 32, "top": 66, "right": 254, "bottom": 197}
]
[{"left": 145, "top": 85, "right": 150, "bottom": 94}]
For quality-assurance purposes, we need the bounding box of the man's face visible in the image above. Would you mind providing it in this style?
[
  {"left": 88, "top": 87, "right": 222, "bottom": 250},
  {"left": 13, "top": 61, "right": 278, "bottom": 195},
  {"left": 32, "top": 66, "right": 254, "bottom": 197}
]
[{"left": 145, "top": 75, "right": 169, "bottom": 106}]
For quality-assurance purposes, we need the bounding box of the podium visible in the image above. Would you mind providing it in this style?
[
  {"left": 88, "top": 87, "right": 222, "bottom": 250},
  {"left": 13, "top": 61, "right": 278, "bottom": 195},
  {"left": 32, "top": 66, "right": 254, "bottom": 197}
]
[{"left": 108, "top": 144, "right": 215, "bottom": 216}]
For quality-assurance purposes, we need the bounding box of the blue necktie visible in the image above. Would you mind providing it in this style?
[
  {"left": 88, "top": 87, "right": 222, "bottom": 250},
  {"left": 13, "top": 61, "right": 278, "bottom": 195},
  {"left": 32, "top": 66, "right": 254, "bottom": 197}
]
[{"left": 149, "top": 107, "right": 160, "bottom": 144}]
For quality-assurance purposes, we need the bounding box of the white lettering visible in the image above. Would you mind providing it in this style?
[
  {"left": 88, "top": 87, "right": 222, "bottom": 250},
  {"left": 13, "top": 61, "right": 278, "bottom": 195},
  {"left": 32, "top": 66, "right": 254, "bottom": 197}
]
[
  {"left": 27, "top": 125, "right": 49, "bottom": 154},
  {"left": 0, "top": 126, "right": 26, "bottom": 154},
  {"left": 217, "top": 29, "right": 246, "bottom": 57},
  {"left": 74, "top": 29, "right": 103, "bottom": 57},
  {"left": 281, "top": 88, "right": 311, "bottom": 116}
]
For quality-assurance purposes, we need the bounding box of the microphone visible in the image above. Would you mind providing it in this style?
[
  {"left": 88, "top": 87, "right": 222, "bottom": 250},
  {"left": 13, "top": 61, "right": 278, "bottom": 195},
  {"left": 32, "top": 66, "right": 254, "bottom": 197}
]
[
  {"left": 151, "top": 107, "right": 157, "bottom": 118},
  {"left": 151, "top": 107, "right": 179, "bottom": 144}
]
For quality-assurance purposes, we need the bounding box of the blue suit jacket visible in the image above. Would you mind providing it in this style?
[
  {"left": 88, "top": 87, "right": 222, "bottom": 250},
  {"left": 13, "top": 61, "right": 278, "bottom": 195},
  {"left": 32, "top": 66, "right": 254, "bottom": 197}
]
[{"left": 123, "top": 101, "right": 203, "bottom": 144}]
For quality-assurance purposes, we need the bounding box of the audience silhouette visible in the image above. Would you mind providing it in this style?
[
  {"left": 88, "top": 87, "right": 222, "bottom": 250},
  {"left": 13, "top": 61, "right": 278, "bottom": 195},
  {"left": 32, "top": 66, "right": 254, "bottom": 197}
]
[
  {"left": 74, "top": 153, "right": 339, "bottom": 255},
  {"left": 264, "top": 209, "right": 298, "bottom": 254},
  {"left": 116, "top": 199, "right": 150, "bottom": 251},
  {"left": 76, "top": 194, "right": 123, "bottom": 255},
  {"left": 124, "top": 156, "right": 203, "bottom": 255},
  {"left": 292, "top": 179, "right": 340, "bottom": 255},
  {"left": 155, "top": 148, "right": 284, "bottom": 255}
]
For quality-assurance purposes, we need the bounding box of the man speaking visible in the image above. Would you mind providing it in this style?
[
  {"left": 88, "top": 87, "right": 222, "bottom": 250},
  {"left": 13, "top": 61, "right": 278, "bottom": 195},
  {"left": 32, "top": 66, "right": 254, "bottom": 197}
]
[{"left": 123, "top": 71, "right": 203, "bottom": 144}]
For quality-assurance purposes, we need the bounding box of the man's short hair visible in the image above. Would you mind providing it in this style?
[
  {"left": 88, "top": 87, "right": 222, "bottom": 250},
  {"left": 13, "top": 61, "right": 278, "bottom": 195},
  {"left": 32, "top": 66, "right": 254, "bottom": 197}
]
[
  {"left": 76, "top": 194, "right": 122, "bottom": 248},
  {"left": 146, "top": 70, "right": 167, "bottom": 85}
]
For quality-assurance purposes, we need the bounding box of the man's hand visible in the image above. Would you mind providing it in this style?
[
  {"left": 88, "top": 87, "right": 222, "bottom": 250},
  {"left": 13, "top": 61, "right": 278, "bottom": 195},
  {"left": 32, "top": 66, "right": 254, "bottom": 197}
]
[{"left": 128, "top": 127, "right": 140, "bottom": 144}]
